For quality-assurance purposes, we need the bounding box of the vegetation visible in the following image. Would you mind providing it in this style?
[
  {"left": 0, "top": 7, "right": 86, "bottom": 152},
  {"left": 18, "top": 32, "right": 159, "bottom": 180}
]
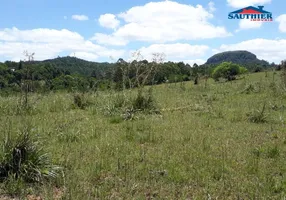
[
  {"left": 0, "top": 52, "right": 285, "bottom": 199},
  {"left": 1, "top": 70, "right": 286, "bottom": 199},
  {"left": 212, "top": 62, "right": 248, "bottom": 81},
  {"left": 0, "top": 51, "right": 276, "bottom": 95},
  {"left": 0, "top": 56, "right": 193, "bottom": 94},
  {"left": 0, "top": 130, "right": 60, "bottom": 183}
]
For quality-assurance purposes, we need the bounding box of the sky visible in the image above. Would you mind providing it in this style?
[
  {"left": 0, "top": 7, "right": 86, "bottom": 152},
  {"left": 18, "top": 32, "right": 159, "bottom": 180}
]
[{"left": 0, "top": 0, "right": 285, "bottom": 65}]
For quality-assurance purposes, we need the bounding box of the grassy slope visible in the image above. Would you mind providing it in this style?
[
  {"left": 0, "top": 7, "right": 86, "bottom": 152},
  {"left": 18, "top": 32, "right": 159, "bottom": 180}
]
[{"left": 1, "top": 72, "right": 286, "bottom": 199}]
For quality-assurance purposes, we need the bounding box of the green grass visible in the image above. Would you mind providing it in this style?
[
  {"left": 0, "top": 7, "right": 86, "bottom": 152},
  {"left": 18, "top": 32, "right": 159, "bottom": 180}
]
[{"left": 1, "top": 72, "right": 286, "bottom": 199}]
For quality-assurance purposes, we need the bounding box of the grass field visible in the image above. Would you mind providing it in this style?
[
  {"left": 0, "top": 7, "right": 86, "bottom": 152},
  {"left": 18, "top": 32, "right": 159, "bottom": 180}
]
[{"left": 1, "top": 71, "right": 286, "bottom": 199}]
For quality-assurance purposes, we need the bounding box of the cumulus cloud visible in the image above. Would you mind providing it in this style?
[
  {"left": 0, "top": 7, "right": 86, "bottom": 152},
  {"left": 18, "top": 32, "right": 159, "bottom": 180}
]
[
  {"left": 98, "top": 14, "right": 120, "bottom": 29},
  {"left": 276, "top": 14, "right": 286, "bottom": 33},
  {"left": 0, "top": 27, "right": 125, "bottom": 61},
  {"left": 90, "top": 33, "right": 128, "bottom": 46},
  {"left": 94, "top": 1, "right": 230, "bottom": 46},
  {"left": 213, "top": 38, "right": 286, "bottom": 63},
  {"left": 227, "top": 0, "right": 272, "bottom": 8},
  {"left": 72, "top": 15, "right": 89, "bottom": 21},
  {"left": 236, "top": 19, "right": 263, "bottom": 32},
  {"left": 0, "top": 27, "right": 84, "bottom": 43},
  {"left": 134, "top": 43, "right": 209, "bottom": 62}
]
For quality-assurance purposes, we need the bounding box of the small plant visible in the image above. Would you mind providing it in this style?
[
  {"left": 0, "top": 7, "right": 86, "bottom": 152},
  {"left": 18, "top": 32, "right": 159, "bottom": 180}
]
[
  {"left": 241, "top": 84, "right": 256, "bottom": 94},
  {"left": 247, "top": 103, "right": 268, "bottom": 123},
  {"left": 132, "top": 88, "right": 157, "bottom": 112},
  {"left": 122, "top": 108, "right": 138, "bottom": 121},
  {"left": 0, "top": 130, "right": 60, "bottom": 183},
  {"left": 194, "top": 75, "right": 199, "bottom": 85},
  {"left": 109, "top": 115, "right": 123, "bottom": 124},
  {"left": 114, "top": 93, "right": 127, "bottom": 108},
  {"left": 73, "top": 93, "right": 90, "bottom": 109},
  {"left": 267, "top": 146, "right": 280, "bottom": 158},
  {"left": 281, "top": 60, "right": 286, "bottom": 89}
]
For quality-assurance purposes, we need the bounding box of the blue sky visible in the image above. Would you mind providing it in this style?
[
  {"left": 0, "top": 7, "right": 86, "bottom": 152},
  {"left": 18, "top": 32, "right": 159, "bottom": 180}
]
[{"left": 0, "top": 0, "right": 285, "bottom": 65}]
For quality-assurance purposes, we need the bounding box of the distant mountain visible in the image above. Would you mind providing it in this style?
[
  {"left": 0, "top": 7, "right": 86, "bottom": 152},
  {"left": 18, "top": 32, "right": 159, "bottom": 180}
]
[
  {"left": 40, "top": 56, "right": 115, "bottom": 78},
  {"left": 205, "top": 50, "right": 270, "bottom": 71}
]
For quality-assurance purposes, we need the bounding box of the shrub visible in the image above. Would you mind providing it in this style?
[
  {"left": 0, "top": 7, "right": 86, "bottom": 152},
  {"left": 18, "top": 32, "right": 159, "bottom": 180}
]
[
  {"left": 212, "top": 62, "right": 247, "bottom": 81},
  {"left": 132, "top": 88, "right": 156, "bottom": 112},
  {"left": 0, "top": 130, "right": 60, "bottom": 183},
  {"left": 73, "top": 93, "right": 90, "bottom": 109}
]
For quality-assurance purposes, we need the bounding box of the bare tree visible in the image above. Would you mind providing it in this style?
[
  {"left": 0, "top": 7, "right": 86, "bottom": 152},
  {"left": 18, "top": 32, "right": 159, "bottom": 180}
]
[
  {"left": 23, "top": 50, "right": 35, "bottom": 62},
  {"left": 21, "top": 51, "right": 35, "bottom": 109},
  {"left": 128, "top": 51, "right": 165, "bottom": 89}
]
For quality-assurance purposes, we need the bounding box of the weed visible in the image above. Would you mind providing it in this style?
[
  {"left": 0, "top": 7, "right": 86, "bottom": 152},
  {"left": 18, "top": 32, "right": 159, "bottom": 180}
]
[
  {"left": 247, "top": 103, "right": 268, "bottom": 123},
  {"left": 241, "top": 84, "right": 256, "bottom": 94},
  {"left": 267, "top": 146, "right": 280, "bottom": 158}
]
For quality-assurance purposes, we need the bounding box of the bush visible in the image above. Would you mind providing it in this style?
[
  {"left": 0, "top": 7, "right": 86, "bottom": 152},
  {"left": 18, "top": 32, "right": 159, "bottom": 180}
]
[
  {"left": 132, "top": 88, "right": 156, "bottom": 112},
  {"left": 73, "top": 93, "right": 90, "bottom": 109},
  {"left": 212, "top": 62, "right": 247, "bottom": 81},
  {"left": 0, "top": 130, "right": 60, "bottom": 183}
]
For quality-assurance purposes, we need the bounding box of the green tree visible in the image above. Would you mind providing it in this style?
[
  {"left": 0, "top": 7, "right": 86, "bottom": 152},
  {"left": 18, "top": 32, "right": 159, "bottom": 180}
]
[{"left": 212, "top": 62, "right": 247, "bottom": 81}]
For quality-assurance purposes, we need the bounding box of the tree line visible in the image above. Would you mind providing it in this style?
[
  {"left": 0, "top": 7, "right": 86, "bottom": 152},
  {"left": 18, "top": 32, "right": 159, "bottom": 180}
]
[{"left": 0, "top": 55, "right": 279, "bottom": 95}]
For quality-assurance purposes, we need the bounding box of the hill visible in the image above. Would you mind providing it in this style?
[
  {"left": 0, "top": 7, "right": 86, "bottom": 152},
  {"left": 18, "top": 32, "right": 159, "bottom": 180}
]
[
  {"left": 205, "top": 50, "right": 270, "bottom": 71},
  {"left": 2, "top": 56, "right": 116, "bottom": 78},
  {"left": 41, "top": 56, "right": 115, "bottom": 78}
]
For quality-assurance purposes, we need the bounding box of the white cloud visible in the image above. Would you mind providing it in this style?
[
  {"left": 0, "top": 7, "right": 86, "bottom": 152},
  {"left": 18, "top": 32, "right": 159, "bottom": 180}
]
[
  {"left": 90, "top": 33, "right": 128, "bottom": 46},
  {"left": 98, "top": 14, "right": 120, "bottom": 29},
  {"left": 236, "top": 19, "right": 262, "bottom": 32},
  {"left": 72, "top": 15, "right": 89, "bottom": 21},
  {"left": 0, "top": 27, "right": 125, "bottom": 61},
  {"left": 227, "top": 0, "right": 272, "bottom": 8},
  {"left": 135, "top": 43, "right": 209, "bottom": 62},
  {"left": 95, "top": 1, "right": 230, "bottom": 46},
  {"left": 208, "top": 2, "right": 216, "bottom": 13},
  {"left": 0, "top": 27, "right": 84, "bottom": 43},
  {"left": 213, "top": 38, "right": 286, "bottom": 63},
  {"left": 276, "top": 14, "right": 286, "bottom": 33}
]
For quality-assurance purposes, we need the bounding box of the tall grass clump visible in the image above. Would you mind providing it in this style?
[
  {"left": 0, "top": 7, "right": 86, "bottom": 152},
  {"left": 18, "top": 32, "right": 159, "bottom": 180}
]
[
  {"left": 121, "top": 88, "right": 160, "bottom": 120},
  {"left": 73, "top": 92, "right": 91, "bottom": 109},
  {"left": 247, "top": 103, "right": 268, "bottom": 123},
  {"left": 132, "top": 88, "right": 157, "bottom": 112},
  {"left": 241, "top": 83, "right": 256, "bottom": 94},
  {"left": 0, "top": 130, "right": 60, "bottom": 183}
]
